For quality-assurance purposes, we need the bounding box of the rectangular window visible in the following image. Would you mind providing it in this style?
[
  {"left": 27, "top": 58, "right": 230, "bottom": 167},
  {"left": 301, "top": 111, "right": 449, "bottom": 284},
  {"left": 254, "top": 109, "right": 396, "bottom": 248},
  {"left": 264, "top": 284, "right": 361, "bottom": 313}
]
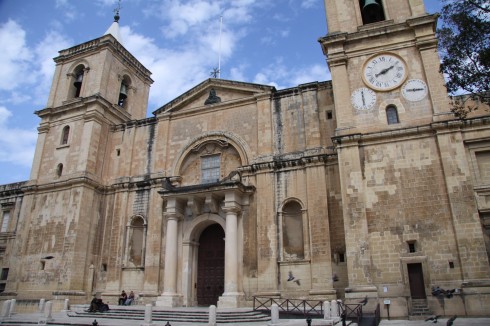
[
  {"left": 339, "top": 253, "right": 345, "bottom": 263},
  {"left": 0, "top": 268, "right": 8, "bottom": 281},
  {"left": 1, "top": 211, "right": 10, "bottom": 233},
  {"left": 201, "top": 155, "right": 220, "bottom": 184}
]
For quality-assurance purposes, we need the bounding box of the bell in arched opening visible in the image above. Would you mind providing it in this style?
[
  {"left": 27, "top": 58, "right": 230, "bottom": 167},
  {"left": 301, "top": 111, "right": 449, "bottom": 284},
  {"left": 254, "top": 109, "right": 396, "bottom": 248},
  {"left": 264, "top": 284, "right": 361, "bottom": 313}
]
[
  {"left": 118, "top": 83, "right": 128, "bottom": 107},
  {"left": 73, "top": 73, "right": 83, "bottom": 97},
  {"left": 361, "top": 0, "right": 384, "bottom": 25}
]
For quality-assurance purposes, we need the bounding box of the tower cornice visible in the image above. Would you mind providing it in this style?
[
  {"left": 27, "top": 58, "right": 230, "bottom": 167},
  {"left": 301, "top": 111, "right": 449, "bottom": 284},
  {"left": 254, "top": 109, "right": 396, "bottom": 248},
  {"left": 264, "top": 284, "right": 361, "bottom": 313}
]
[{"left": 54, "top": 34, "right": 153, "bottom": 85}]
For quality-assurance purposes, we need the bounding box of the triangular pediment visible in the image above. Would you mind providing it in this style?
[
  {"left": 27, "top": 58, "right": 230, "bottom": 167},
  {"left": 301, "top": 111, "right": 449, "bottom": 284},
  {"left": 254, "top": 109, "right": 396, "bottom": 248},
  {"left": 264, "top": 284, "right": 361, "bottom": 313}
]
[{"left": 152, "top": 78, "right": 275, "bottom": 116}]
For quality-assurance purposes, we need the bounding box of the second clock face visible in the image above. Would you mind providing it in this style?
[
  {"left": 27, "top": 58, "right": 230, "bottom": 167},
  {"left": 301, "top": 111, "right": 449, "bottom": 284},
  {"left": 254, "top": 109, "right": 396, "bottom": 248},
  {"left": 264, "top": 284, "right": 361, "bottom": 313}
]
[
  {"left": 351, "top": 87, "right": 376, "bottom": 111},
  {"left": 362, "top": 53, "right": 407, "bottom": 91}
]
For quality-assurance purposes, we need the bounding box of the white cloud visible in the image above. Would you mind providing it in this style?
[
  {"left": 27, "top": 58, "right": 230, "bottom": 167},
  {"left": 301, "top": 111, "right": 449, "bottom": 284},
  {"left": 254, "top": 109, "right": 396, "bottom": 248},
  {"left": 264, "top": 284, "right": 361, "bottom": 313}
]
[
  {"left": 0, "top": 20, "right": 34, "bottom": 91},
  {"left": 33, "top": 30, "right": 72, "bottom": 106},
  {"left": 0, "top": 106, "right": 37, "bottom": 168},
  {"left": 156, "top": 0, "right": 221, "bottom": 38},
  {"left": 253, "top": 59, "right": 329, "bottom": 89},
  {"left": 300, "top": 0, "right": 319, "bottom": 9},
  {"left": 0, "top": 19, "right": 71, "bottom": 106}
]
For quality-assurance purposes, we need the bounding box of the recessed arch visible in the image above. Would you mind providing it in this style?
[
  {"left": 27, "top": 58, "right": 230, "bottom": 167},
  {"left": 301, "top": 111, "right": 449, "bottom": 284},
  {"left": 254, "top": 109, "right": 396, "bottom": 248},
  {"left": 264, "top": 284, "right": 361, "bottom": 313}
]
[
  {"left": 279, "top": 198, "right": 309, "bottom": 261},
  {"left": 124, "top": 215, "right": 147, "bottom": 268},
  {"left": 183, "top": 213, "right": 225, "bottom": 243},
  {"left": 172, "top": 132, "right": 252, "bottom": 186},
  {"left": 172, "top": 131, "right": 251, "bottom": 177}
]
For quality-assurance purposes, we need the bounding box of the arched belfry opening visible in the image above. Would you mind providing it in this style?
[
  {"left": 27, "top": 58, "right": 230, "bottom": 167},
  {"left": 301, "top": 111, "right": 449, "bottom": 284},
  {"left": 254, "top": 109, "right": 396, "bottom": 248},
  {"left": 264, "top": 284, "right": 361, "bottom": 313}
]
[
  {"left": 70, "top": 65, "right": 86, "bottom": 99},
  {"left": 359, "top": 0, "right": 385, "bottom": 25},
  {"left": 197, "top": 224, "right": 225, "bottom": 306},
  {"left": 118, "top": 75, "right": 131, "bottom": 109}
]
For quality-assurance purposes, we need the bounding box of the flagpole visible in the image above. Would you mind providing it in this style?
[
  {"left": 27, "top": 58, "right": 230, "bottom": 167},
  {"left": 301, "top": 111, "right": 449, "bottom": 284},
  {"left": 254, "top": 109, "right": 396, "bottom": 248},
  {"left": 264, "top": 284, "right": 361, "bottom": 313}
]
[{"left": 218, "top": 15, "right": 222, "bottom": 79}]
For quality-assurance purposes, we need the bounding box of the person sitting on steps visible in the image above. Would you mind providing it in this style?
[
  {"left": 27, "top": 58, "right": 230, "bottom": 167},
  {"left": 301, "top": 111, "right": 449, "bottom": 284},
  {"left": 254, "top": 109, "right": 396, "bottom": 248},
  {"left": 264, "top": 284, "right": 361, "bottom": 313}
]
[
  {"left": 118, "top": 290, "right": 127, "bottom": 305},
  {"left": 125, "top": 290, "right": 135, "bottom": 305},
  {"left": 88, "top": 297, "right": 109, "bottom": 312}
]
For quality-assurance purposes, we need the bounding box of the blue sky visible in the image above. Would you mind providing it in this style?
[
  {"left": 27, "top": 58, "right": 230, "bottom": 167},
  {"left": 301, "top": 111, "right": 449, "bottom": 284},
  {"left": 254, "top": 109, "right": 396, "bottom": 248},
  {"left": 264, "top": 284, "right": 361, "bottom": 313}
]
[{"left": 0, "top": 0, "right": 443, "bottom": 185}]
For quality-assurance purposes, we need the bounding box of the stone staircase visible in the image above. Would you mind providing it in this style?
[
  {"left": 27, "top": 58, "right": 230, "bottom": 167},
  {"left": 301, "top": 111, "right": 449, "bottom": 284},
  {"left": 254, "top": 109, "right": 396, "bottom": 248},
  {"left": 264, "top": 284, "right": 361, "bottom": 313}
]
[
  {"left": 67, "top": 305, "right": 271, "bottom": 324},
  {"left": 410, "top": 299, "right": 431, "bottom": 318}
]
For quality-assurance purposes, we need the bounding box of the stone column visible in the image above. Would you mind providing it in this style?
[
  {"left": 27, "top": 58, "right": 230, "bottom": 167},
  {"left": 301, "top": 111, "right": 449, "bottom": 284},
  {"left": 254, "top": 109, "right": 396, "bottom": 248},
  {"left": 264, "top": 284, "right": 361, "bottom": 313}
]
[
  {"left": 155, "top": 209, "right": 183, "bottom": 307},
  {"left": 224, "top": 206, "right": 239, "bottom": 293},
  {"left": 218, "top": 195, "right": 244, "bottom": 308}
]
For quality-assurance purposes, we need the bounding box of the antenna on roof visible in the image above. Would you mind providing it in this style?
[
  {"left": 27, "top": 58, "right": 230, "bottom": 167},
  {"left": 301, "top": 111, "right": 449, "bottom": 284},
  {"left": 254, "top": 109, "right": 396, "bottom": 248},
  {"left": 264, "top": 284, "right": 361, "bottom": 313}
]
[
  {"left": 113, "top": 0, "right": 122, "bottom": 22},
  {"left": 211, "top": 16, "right": 223, "bottom": 79}
]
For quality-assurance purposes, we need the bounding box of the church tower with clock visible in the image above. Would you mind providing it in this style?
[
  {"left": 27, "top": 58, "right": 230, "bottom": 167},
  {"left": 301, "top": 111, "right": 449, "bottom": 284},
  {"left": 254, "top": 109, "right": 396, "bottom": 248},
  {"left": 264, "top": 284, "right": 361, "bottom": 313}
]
[
  {"left": 320, "top": 0, "right": 490, "bottom": 316},
  {"left": 320, "top": 0, "right": 450, "bottom": 134}
]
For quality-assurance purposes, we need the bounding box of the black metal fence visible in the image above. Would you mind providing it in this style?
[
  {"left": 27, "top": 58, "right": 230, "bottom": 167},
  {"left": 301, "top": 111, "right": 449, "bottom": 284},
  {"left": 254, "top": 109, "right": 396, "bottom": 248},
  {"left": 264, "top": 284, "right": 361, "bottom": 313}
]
[
  {"left": 253, "top": 295, "right": 365, "bottom": 323},
  {"left": 253, "top": 296, "right": 324, "bottom": 316}
]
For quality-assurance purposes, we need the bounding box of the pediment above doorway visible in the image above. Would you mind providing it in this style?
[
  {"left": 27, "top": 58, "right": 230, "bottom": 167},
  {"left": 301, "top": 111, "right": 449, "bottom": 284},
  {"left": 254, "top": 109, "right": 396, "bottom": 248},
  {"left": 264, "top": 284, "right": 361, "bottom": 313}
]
[{"left": 158, "top": 175, "right": 255, "bottom": 219}]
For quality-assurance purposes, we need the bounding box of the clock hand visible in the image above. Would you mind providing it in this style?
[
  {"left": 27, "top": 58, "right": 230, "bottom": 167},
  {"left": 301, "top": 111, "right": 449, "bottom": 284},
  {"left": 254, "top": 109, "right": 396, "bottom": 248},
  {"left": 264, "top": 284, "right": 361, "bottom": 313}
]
[
  {"left": 406, "top": 88, "right": 425, "bottom": 92},
  {"left": 375, "top": 65, "right": 395, "bottom": 77},
  {"left": 361, "top": 90, "right": 366, "bottom": 106}
]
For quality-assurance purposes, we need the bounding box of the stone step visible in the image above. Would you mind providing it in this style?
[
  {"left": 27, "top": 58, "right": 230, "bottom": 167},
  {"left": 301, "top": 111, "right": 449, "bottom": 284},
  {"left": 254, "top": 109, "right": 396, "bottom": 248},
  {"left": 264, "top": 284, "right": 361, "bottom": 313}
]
[{"left": 69, "top": 305, "right": 271, "bottom": 323}]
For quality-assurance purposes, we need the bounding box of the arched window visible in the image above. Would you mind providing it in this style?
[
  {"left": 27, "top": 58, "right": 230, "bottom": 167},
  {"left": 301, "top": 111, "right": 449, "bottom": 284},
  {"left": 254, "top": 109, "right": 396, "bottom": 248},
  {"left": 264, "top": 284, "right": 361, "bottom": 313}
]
[
  {"left": 56, "top": 163, "right": 63, "bottom": 177},
  {"left": 359, "top": 0, "right": 385, "bottom": 25},
  {"left": 386, "top": 105, "right": 399, "bottom": 125},
  {"left": 282, "top": 201, "right": 304, "bottom": 260},
  {"left": 124, "top": 216, "right": 147, "bottom": 268},
  {"left": 61, "top": 126, "right": 70, "bottom": 145}
]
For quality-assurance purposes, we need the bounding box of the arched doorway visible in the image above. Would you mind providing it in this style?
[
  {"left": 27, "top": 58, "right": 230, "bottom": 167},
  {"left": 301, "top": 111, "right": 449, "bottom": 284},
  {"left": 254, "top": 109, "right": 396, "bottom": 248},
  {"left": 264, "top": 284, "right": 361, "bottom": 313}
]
[{"left": 197, "top": 224, "right": 225, "bottom": 306}]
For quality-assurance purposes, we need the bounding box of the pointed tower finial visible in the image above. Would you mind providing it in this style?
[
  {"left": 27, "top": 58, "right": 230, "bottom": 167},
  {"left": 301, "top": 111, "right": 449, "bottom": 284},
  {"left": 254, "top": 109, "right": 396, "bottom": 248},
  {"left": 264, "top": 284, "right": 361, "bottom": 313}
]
[
  {"left": 113, "top": 0, "right": 122, "bottom": 22},
  {"left": 105, "top": 0, "right": 123, "bottom": 44}
]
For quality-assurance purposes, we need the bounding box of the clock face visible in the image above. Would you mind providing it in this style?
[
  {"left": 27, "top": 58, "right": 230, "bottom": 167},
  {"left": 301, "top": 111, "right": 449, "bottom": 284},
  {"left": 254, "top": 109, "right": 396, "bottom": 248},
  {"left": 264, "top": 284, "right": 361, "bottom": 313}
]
[
  {"left": 362, "top": 53, "right": 407, "bottom": 91},
  {"left": 351, "top": 87, "right": 376, "bottom": 111},
  {"left": 402, "top": 79, "right": 428, "bottom": 101}
]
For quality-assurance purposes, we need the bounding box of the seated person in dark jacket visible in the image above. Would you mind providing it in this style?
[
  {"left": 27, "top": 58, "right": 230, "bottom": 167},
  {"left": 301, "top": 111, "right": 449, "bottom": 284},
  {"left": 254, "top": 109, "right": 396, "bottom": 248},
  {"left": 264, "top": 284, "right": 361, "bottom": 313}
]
[
  {"left": 89, "top": 298, "right": 109, "bottom": 312},
  {"left": 118, "top": 290, "right": 127, "bottom": 305}
]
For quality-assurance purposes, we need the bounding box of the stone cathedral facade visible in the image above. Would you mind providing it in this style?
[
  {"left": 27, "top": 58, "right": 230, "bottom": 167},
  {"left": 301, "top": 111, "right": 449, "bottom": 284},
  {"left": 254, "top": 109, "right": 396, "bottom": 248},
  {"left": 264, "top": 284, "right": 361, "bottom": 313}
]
[{"left": 0, "top": 0, "right": 489, "bottom": 318}]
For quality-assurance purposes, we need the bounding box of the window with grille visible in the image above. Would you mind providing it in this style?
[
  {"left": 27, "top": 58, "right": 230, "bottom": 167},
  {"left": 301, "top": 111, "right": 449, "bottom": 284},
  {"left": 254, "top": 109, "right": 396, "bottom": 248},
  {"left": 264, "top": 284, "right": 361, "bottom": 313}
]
[
  {"left": 1, "top": 211, "right": 9, "bottom": 233},
  {"left": 201, "top": 155, "right": 220, "bottom": 184},
  {"left": 61, "top": 126, "right": 70, "bottom": 145},
  {"left": 386, "top": 105, "right": 399, "bottom": 125}
]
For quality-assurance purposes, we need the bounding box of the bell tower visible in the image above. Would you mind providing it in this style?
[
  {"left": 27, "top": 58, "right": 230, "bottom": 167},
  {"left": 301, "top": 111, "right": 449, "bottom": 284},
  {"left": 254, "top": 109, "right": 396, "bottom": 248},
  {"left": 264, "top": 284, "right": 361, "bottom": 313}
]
[
  {"left": 317, "top": 0, "right": 484, "bottom": 311},
  {"left": 31, "top": 11, "right": 153, "bottom": 182},
  {"left": 320, "top": 0, "right": 450, "bottom": 136},
  {"left": 16, "top": 10, "right": 153, "bottom": 300}
]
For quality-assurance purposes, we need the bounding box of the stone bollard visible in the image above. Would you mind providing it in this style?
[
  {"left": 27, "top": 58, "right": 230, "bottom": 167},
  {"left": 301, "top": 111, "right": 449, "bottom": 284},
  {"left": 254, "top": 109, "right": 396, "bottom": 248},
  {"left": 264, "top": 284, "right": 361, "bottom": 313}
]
[
  {"left": 208, "top": 305, "right": 217, "bottom": 326},
  {"left": 1, "top": 300, "right": 11, "bottom": 318},
  {"left": 45, "top": 301, "right": 53, "bottom": 321},
  {"left": 140, "top": 304, "right": 153, "bottom": 326},
  {"left": 63, "top": 298, "right": 69, "bottom": 311},
  {"left": 323, "top": 300, "right": 334, "bottom": 325},
  {"left": 38, "top": 300, "right": 54, "bottom": 324},
  {"left": 8, "top": 299, "right": 15, "bottom": 316},
  {"left": 39, "top": 298, "right": 46, "bottom": 313},
  {"left": 268, "top": 304, "right": 279, "bottom": 326},
  {"left": 324, "top": 300, "right": 331, "bottom": 319},
  {"left": 331, "top": 299, "right": 340, "bottom": 323}
]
